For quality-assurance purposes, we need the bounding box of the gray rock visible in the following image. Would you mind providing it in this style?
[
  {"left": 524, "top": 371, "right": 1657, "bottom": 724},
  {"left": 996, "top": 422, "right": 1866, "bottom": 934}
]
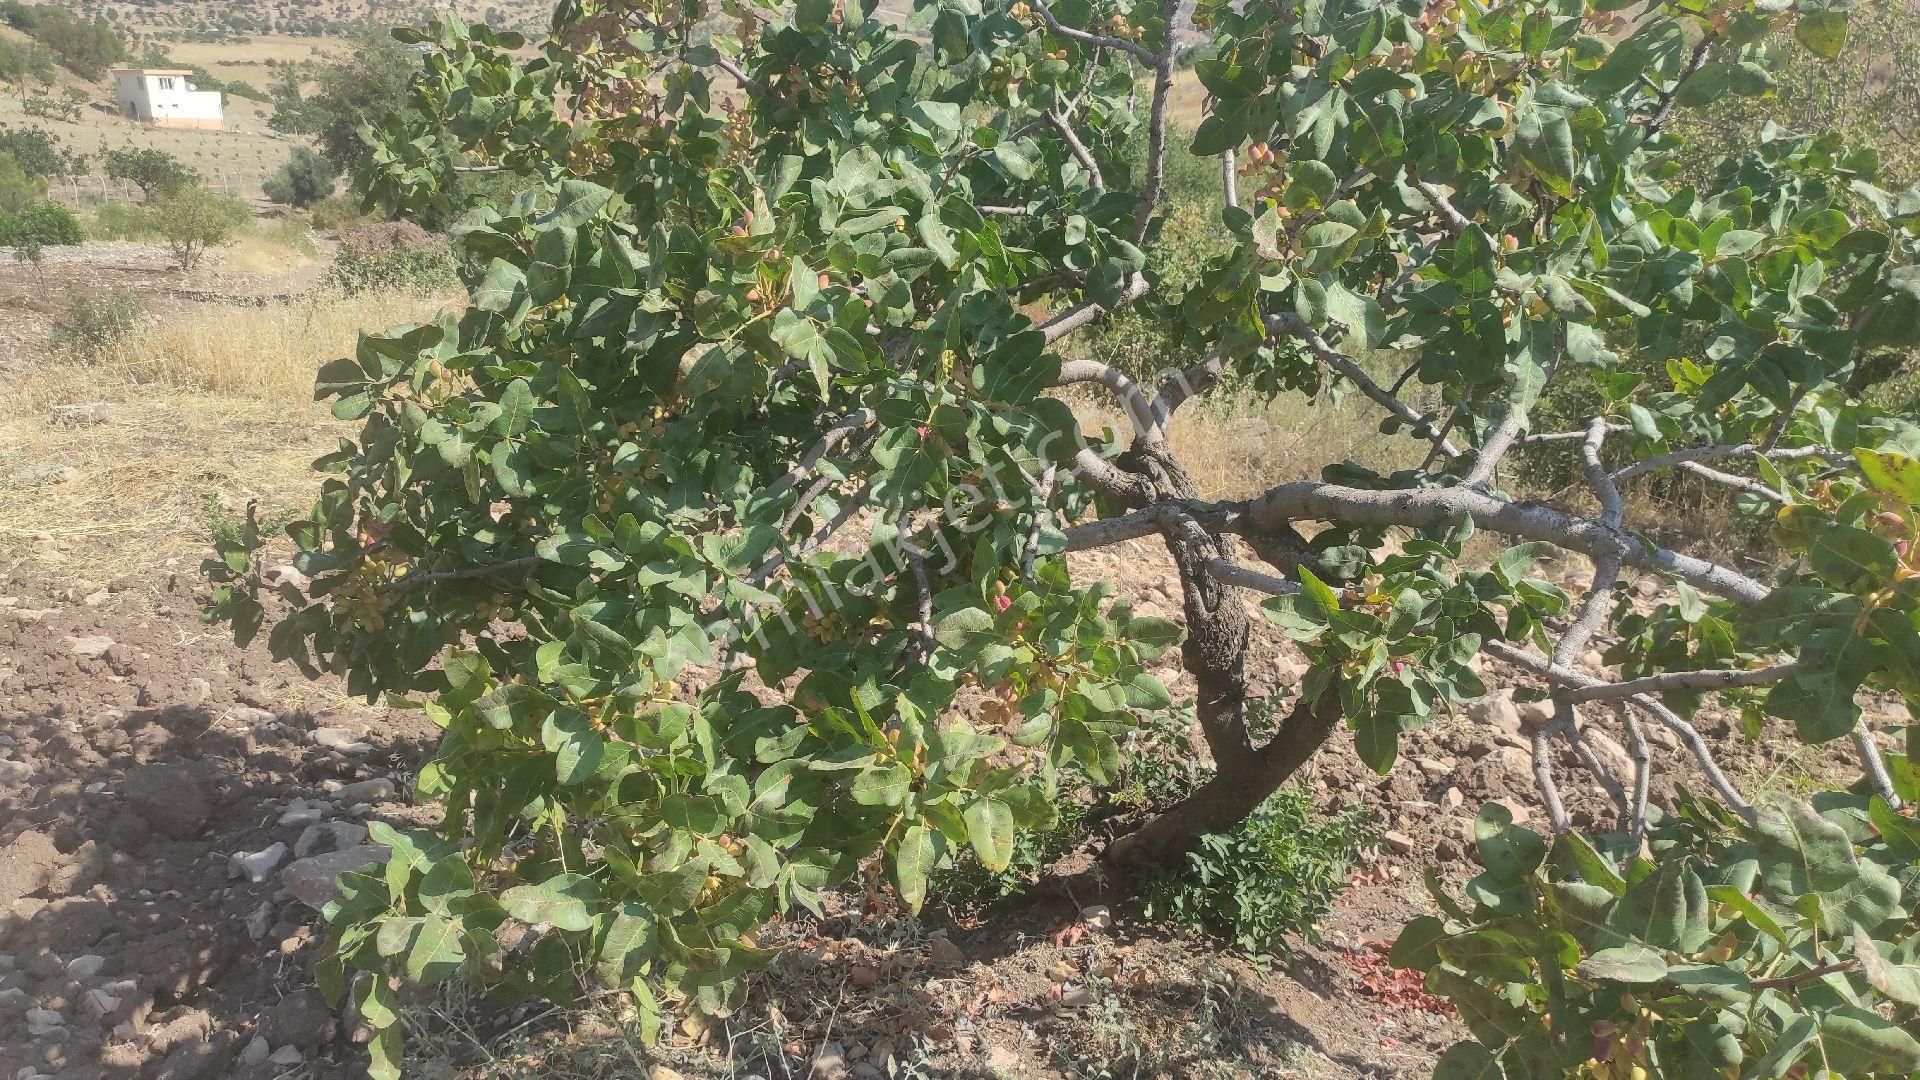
[
  {"left": 260, "top": 989, "right": 332, "bottom": 1049},
  {"left": 334, "top": 778, "right": 396, "bottom": 804},
  {"left": 0, "top": 759, "right": 32, "bottom": 790},
  {"left": 310, "top": 728, "right": 372, "bottom": 754},
  {"left": 66, "top": 636, "right": 115, "bottom": 659},
  {"left": 24, "top": 1008, "right": 63, "bottom": 1036},
  {"left": 1384, "top": 830, "right": 1418, "bottom": 855},
  {"left": 810, "top": 1043, "right": 849, "bottom": 1080},
  {"left": 239, "top": 1036, "right": 270, "bottom": 1067},
  {"left": 294, "top": 821, "right": 367, "bottom": 859},
  {"left": 81, "top": 987, "right": 120, "bottom": 1020},
  {"left": 277, "top": 801, "right": 323, "bottom": 828},
  {"left": 48, "top": 402, "right": 114, "bottom": 425},
  {"left": 228, "top": 843, "right": 288, "bottom": 884},
  {"left": 1465, "top": 688, "right": 1521, "bottom": 734},
  {"left": 279, "top": 846, "right": 388, "bottom": 909},
  {"left": 267, "top": 1045, "right": 304, "bottom": 1066},
  {"left": 228, "top": 706, "right": 277, "bottom": 726},
  {"left": 66, "top": 954, "right": 106, "bottom": 980}
]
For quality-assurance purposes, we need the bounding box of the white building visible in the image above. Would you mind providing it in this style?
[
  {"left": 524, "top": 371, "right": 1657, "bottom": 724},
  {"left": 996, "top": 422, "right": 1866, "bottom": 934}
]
[{"left": 112, "top": 69, "right": 223, "bottom": 130}]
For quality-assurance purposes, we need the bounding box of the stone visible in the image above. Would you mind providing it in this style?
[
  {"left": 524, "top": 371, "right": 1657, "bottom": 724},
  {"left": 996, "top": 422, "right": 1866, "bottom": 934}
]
[
  {"left": 260, "top": 989, "right": 332, "bottom": 1049},
  {"left": 1465, "top": 688, "right": 1522, "bottom": 734},
  {"left": 228, "top": 843, "right": 288, "bottom": 884},
  {"left": 239, "top": 1037, "right": 269, "bottom": 1067},
  {"left": 66, "top": 954, "right": 106, "bottom": 980},
  {"left": 228, "top": 706, "right": 276, "bottom": 726},
  {"left": 122, "top": 763, "right": 213, "bottom": 841},
  {"left": 1443, "top": 786, "right": 1465, "bottom": 809},
  {"left": 810, "top": 1043, "right": 849, "bottom": 1080},
  {"left": 1415, "top": 756, "right": 1453, "bottom": 778},
  {"left": 66, "top": 636, "right": 115, "bottom": 659},
  {"left": 277, "top": 801, "right": 323, "bottom": 829},
  {"left": 267, "top": 1046, "right": 303, "bottom": 1066},
  {"left": 295, "top": 821, "right": 367, "bottom": 860},
  {"left": 103, "top": 644, "right": 137, "bottom": 676},
  {"left": 245, "top": 901, "right": 274, "bottom": 941},
  {"left": 0, "top": 987, "right": 28, "bottom": 1014},
  {"left": 182, "top": 679, "right": 212, "bottom": 708},
  {"left": 279, "top": 846, "right": 388, "bottom": 909},
  {"left": 1383, "top": 830, "right": 1418, "bottom": 855},
  {"left": 81, "top": 988, "right": 119, "bottom": 1020},
  {"left": 1514, "top": 697, "right": 1556, "bottom": 730},
  {"left": 0, "top": 759, "right": 33, "bottom": 790},
  {"left": 310, "top": 728, "right": 372, "bottom": 754},
  {"left": 928, "top": 936, "right": 965, "bottom": 967},
  {"left": 1582, "top": 649, "right": 1607, "bottom": 671},
  {"left": 24, "top": 1008, "right": 63, "bottom": 1036},
  {"left": 334, "top": 778, "right": 396, "bottom": 804},
  {"left": 1081, "top": 905, "right": 1112, "bottom": 931},
  {"left": 1581, "top": 729, "right": 1636, "bottom": 783}
]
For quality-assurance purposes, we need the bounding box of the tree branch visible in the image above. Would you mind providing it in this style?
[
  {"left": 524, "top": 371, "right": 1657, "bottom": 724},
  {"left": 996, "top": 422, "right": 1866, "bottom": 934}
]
[
  {"left": 1040, "top": 271, "right": 1150, "bottom": 344},
  {"left": 1266, "top": 312, "right": 1462, "bottom": 458},
  {"left": 1031, "top": 0, "right": 1157, "bottom": 63},
  {"left": 1055, "top": 358, "right": 1159, "bottom": 440}
]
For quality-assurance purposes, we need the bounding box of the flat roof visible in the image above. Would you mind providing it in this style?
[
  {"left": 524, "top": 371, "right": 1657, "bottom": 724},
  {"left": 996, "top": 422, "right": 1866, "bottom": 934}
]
[{"left": 113, "top": 68, "right": 195, "bottom": 76}]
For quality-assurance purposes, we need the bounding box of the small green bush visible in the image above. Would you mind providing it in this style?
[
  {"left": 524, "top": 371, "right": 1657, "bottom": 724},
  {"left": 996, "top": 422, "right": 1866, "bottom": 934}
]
[
  {"left": 1141, "top": 785, "right": 1377, "bottom": 959},
  {"left": 320, "top": 242, "right": 458, "bottom": 297},
  {"left": 50, "top": 288, "right": 146, "bottom": 360},
  {"left": 85, "top": 201, "right": 154, "bottom": 242},
  {"left": 0, "top": 202, "right": 83, "bottom": 247},
  {"left": 263, "top": 147, "right": 338, "bottom": 209}
]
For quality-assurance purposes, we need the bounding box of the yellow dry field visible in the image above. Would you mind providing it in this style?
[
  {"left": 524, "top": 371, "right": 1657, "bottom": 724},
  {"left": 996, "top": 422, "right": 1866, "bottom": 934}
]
[{"left": 2, "top": 276, "right": 455, "bottom": 581}]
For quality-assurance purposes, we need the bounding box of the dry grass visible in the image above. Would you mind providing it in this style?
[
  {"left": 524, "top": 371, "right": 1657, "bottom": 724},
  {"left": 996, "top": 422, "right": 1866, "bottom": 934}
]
[
  {"left": 1, "top": 292, "right": 451, "bottom": 581},
  {"left": 1070, "top": 380, "right": 1427, "bottom": 502}
]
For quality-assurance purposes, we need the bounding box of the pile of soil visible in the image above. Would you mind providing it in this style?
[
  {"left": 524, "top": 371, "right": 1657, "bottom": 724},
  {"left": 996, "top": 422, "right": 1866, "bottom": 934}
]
[{"left": 0, "top": 568, "right": 436, "bottom": 1080}]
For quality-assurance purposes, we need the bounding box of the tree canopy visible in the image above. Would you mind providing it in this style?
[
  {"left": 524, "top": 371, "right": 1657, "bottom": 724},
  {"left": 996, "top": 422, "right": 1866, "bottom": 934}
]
[{"left": 208, "top": 0, "right": 1920, "bottom": 1075}]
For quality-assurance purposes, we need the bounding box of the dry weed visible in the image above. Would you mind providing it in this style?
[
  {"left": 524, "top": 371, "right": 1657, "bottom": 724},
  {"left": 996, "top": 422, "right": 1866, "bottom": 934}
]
[{"left": 2, "top": 293, "right": 453, "bottom": 580}]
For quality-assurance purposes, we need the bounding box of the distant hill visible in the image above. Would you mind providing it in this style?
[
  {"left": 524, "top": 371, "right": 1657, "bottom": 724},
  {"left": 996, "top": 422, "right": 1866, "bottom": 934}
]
[{"left": 60, "top": 0, "right": 554, "bottom": 38}]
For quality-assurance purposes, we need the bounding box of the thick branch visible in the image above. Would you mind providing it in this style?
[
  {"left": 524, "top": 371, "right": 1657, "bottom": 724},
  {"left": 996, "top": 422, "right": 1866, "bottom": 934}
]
[
  {"left": 1047, "top": 108, "right": 1105, "bottom": 189},
  {"left": 1127, "top": 0, "right": 1181, "bottom": 246},
  {"left": 1055, "top": 358, "right": 1158, "bottom": 440}
]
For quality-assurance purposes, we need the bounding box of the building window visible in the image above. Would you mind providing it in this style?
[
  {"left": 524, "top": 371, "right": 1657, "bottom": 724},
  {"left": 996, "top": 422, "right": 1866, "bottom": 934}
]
[{"left": 158, "top": 77, "right": 175, "bottom": 90}]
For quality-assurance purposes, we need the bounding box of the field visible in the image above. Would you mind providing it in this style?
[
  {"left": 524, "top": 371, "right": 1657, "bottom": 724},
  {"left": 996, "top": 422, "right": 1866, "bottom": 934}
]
[{"left": 1, "top": 3, "right": 1917, "bottom": 1080}]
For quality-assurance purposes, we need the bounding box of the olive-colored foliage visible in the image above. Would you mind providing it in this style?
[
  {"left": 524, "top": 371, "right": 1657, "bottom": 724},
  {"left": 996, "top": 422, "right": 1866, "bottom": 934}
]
[
  {"left": 200, "top": 0, "right": 1920, "bottom": 1074},
  {"left": 145, "top": 185, "right": 250, "bottom": 271},
  {"left": 1403, "top": 782, "right": 1920, "bottom": 1079}
]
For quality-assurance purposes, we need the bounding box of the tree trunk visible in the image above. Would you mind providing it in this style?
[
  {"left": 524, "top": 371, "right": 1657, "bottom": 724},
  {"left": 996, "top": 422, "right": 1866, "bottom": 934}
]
[{"left": 1094, "top": 444, "right": 1346, "bottom": 876}]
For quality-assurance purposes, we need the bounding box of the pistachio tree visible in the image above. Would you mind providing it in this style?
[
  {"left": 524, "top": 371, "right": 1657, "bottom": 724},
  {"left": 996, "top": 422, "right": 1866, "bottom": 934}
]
[{"left": 205, "top": 0, "right": 1920, "bottom": 1071}]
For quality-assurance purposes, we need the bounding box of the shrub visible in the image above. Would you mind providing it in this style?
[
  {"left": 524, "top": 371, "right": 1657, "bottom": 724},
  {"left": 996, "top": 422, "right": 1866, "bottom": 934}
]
[
  {"left": 262, "top": 147, "right": 337, "bottom": 209},
  {"left": 1142, "top": 785, "right": 1375, "bottom": 959},
  {"left": 1400, "top": 789, "right": 1920, "bottom": 1077},
  {"left": 0, "top": 125, "right": 81, "bottom": 181},
  {"left": 0, "top": 201, "right": 82, "bottom": 247},
  {"left": 201, "top": 4, "right": 1920, "bottom": 1073},
  {"left": 144, "top": 185, "right": 248, "bottom": 271},
  {"left": 103, "top": 147, "right": 196, "bottom": 199},
  {"left": 0, "top": 151, "right": 45, "bottom": 213},
  {"left": 85, "top": 201, "right": 153, "bottom": 242},
  {"left": 318, "top": 241, "right": 456, "bottom": 297},
  {"left": 50, "top": 288, "right": 147, "bottom": 361}
]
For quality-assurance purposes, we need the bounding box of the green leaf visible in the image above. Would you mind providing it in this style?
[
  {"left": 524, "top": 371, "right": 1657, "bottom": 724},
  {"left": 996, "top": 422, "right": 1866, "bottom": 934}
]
[
  {"left": 1575, "top": 944, "right": 1669, "bottom": 984},
  {"left": 1298, "top": 565, "right": 1342, "bottom": 622},
  {"left": 851, "top": 763, "right": 911, "bottom": 807},
  {"left": 1793, "top": 11, "right": 1848, "bottom": 58},
  {"left": 963, "top": 797, "right": 1014, "bottom": 872},
  {"left": 1431, "top": 1041, "right": 1501, "bottom": 1080},
  {"left": 1817, "top": 1004, "right": 1920, "bottom": 1074},
  {"left": 1855, "top": 450, "right": 1920, "bottom": 506},
  {"left": 501, "top": 873, "right": 598, "bottom": 932},
  {"left": 893, "top": 823, "right": 937, "bottom": 911},
  {"left": 1474, "top": 802, "right": 1546, "bottom": 882}
]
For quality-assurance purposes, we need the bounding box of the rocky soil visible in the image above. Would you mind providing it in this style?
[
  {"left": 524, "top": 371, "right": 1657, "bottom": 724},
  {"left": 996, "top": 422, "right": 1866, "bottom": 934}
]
[{"left": 0, "top": 568, "right": 435, "bottom": 1080}]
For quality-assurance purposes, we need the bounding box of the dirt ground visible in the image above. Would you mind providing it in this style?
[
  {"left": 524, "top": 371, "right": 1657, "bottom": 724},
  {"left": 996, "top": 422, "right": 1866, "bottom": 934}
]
[{"left": 0, "top": 242, "right": 1902, "bottom": 1080}]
